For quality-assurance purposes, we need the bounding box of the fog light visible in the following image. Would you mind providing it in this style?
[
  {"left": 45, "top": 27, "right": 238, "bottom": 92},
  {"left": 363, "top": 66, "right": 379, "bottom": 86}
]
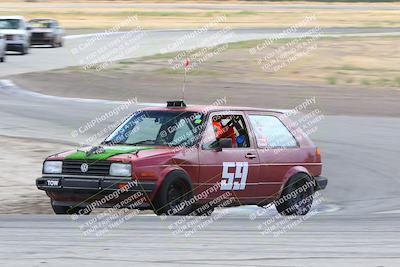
[{"left": 117, "top": 183, "right": 129, "bottom": 190}]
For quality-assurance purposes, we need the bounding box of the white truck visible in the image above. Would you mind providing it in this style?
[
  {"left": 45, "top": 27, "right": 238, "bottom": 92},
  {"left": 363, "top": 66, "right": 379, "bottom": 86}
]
[{"left": 0, "top": 16, "right": 31, "bottom": 55}]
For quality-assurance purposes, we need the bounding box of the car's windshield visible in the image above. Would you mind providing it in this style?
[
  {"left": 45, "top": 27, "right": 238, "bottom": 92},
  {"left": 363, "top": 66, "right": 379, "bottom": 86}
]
[
  {"left": 0, "top": 19, "right": 21, "bottom": 29},
  {"left": 104, "top": 110, "right": 205, "bottom": 147},
  {"left": 30, "top": 20, "right": 52, "bottom": 28}
]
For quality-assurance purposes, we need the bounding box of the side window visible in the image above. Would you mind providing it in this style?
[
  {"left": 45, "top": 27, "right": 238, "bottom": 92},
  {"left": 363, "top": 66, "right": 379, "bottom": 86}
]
[
  {"left": 248, "top": 115, "right": 297, "bottom": 148},
  {"left": 202, "top": 114, "right": 250, "bottom": 149}
]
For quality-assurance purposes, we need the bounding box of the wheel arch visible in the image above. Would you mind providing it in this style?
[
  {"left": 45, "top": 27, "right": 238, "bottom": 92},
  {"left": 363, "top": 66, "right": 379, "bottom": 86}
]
[
  {"left": 277, "top": 166, "right": 314, "bottom": 198},
  {"left": 151, "top": 166, "right": 193, "bottom": 200}
]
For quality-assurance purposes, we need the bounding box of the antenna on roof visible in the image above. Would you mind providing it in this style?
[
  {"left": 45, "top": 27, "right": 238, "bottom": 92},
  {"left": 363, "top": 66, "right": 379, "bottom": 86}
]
[{"left": 181, "top": 55, "right": 190, "bottom": 100}]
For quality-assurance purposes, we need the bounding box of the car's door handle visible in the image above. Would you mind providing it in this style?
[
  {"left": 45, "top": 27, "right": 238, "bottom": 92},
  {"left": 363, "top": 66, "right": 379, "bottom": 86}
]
[{"left": 245, "top": 153, "right": 257, "bottom": 159}]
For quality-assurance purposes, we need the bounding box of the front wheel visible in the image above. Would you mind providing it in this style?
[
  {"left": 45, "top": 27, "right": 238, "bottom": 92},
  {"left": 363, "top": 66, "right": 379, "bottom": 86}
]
[
  {"left": 275, "top": 173, "right": 314, "bottom": 216},
  {"left": 51, "top": 38, "right": 58, "bottom": 48},
  {"left": 20, "top": 45, "right": 28, "bottom": 55},
  {"left": 153, "top": 171, "right": 193, "bottom": 216}
]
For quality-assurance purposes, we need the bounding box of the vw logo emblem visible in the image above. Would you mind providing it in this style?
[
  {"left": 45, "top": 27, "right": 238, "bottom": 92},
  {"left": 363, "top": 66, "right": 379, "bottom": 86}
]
[{"left": 80, "top": 163, "right": 89, "bottom": 173}]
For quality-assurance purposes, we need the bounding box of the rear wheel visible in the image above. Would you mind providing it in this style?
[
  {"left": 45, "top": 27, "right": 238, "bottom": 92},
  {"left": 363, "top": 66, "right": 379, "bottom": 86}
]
[
  {"left": 275, "top": 173, "right": 314, "bottom": 216},
  {"left": 153, "top": 171, "right": 193, "bottom": 216},
  {"left": 0, "top": 56, "right": 4, "bottom": 62}
]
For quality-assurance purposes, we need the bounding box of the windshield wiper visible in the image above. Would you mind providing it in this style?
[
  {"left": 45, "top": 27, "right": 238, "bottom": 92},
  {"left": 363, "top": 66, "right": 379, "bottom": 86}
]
[
  {"left": 126, "top": 140, "right": 157, "bottom": 146},
  {"left": 101, "top": 140, "right": 119, "bottom": 145}
]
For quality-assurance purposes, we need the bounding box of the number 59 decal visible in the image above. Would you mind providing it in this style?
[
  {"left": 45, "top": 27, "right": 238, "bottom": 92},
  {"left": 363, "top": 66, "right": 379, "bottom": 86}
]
[{"left": 220, "top": 162, "right": 248, "bottom": 191}]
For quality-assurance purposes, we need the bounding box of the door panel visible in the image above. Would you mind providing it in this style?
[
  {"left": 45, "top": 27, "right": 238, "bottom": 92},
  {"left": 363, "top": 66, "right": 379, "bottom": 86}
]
[
  {"left": 196, "top": 111, "right": 262, "bottom": 204},
  {"left": 246, "top": 112, "right": 315, "bottom": 201}
]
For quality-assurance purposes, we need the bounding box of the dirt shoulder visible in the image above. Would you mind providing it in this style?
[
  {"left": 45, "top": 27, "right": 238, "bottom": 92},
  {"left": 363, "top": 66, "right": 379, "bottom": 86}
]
[
  {"left": 9, "top": 70, "right": 400, "bottom": 117},
  {"left": 0, "top": 136, "right": 73, "bottom": 214}
]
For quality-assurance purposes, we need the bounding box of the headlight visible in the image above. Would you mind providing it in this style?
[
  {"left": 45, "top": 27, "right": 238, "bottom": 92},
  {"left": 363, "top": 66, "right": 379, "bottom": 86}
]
[
  {"left": 43, "top": 161, "right": 62, "bottom": 174},
  {"left": 109, "top": 163, "right": 131, "bottom": 177}
]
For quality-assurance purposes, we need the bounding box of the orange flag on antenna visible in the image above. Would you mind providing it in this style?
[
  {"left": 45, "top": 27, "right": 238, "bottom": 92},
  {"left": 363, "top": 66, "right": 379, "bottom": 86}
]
[{"left": 184, "top": 58, "right": 190, "bottom": 68}]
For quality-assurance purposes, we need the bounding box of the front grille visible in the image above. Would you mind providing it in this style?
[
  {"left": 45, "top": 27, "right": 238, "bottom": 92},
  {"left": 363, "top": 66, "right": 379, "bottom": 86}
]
[
  {"left": 62, "top": 160, "right": 111, "bottom": 176},
  {"left": 31, "top": 32, "right": 44, "bottom": 41},
  {"left": 5, "top": 35, "right": 13, "bottom": 41}
]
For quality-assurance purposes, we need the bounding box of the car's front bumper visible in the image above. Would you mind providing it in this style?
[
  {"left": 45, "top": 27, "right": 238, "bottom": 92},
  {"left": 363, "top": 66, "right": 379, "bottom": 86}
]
[
  {"left": 30, "top": 32, "right": 53, "bottom": 45},
  {"left": 314, "top": 176, "right": 328, "bottom": 191},
  {"left": 30, "top": 38, "right": 53, "bottom": 45},
  {"left": 6, "top": 43, "right": 23, "bottom": 52},
  {"left": 36, "top": 175, "right": 156, "bottom": 207},
  {"left": 30, "top": 40, "right": 53, "bottom": 45}
]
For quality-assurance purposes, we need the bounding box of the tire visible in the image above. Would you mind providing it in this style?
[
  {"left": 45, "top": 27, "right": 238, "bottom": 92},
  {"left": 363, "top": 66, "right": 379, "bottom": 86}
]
[
  {"left": 51, "top": 38, "right": 57, "bottom": 48},
  {"left": 275, "top": 173, "right": 314, "bottom": 216},
  {"left": 51, "top": 200, "right": 91, "bottom": 215},
  {"left": 0, "top": 56, "right": 4, "bottom": 63},
  {"left": 153, "top": 171, "right": 194, "bottom": 216},
  {"left": 21, "top": 45, "right": 28, "bottom": 55}
]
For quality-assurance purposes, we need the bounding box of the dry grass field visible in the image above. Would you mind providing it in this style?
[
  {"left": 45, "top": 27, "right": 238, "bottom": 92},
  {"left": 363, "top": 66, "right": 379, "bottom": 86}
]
[{"left": 1, "top": 1, "right": 400, "bottom": 29}]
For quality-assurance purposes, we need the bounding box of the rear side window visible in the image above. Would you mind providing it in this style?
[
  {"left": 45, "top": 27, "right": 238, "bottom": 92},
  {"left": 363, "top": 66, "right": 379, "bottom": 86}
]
[{"left": 248, "top": 115, "right": 297, "bottom": 148}]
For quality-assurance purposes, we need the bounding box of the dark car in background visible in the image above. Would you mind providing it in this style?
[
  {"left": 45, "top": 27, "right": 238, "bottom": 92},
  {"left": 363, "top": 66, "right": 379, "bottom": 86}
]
[{"left": 28, "top": 19, "right": 64, "bottom": 47}]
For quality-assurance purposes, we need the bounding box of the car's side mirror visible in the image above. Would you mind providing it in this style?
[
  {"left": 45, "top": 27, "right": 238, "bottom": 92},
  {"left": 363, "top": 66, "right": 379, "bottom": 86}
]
[
  {"left": 214, "top": 138, "right": 232, "bottom": 152},
  {"left": 26, "top": 26, "right": 32, "bottom": 31},
  {"left": 202, "top": 138, "right": 232, "bottom": 151}
]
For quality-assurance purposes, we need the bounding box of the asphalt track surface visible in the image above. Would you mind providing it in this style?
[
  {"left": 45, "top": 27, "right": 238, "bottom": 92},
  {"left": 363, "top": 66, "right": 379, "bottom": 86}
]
[
  {"left": 0, "top": 29, "right": 400, "bottom": 266},
  {"left": 1, "top": 79, "right": 400, "bottom": 266}
]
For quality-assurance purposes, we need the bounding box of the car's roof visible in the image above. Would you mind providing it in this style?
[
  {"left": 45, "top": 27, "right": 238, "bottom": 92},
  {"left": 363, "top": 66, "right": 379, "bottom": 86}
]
[
  {"left": 0, "top": 16, "right": 25, "bottom": 20},
  {"left": 142, "top": 104, "right": 286, "bottom": 114}
]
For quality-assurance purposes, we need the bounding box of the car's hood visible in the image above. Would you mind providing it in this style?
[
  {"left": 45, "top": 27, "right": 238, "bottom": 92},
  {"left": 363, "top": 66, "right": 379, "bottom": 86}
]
[
  {"left": 51, "top": 145, "right": 178, "bottom": 162},
  {"left": 0, "top": 29, "right": 26, "bottom": 35}
]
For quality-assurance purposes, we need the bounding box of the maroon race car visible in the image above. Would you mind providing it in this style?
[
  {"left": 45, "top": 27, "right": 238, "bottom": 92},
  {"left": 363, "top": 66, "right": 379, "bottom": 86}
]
[{"left": 36, "top": 101, "right": 327, "bottom": 216}]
